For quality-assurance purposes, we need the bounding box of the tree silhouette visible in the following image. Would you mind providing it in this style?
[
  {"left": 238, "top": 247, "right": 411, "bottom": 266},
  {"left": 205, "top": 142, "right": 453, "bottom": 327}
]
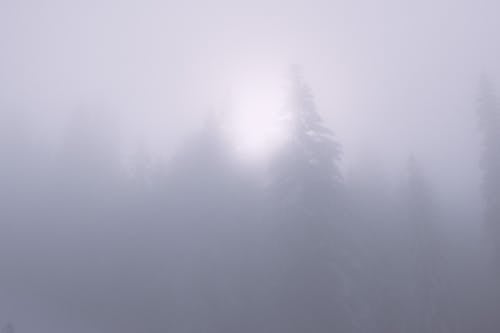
[
  {"left": 269, "top": 65, "right": 352, "bottom": 333},
  {"left": 476, "top": 77, "right": 500, "bottom": 251}
]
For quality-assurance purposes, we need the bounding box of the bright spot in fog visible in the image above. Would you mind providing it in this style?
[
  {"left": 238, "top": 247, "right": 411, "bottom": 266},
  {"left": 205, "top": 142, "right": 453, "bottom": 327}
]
[{"left": 227, "top": 77, "right": 289, "bottom": 162}]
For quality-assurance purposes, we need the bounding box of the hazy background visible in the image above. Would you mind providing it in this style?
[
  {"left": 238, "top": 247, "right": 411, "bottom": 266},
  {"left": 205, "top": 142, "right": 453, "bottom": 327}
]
[
  {"left": 2, "top": 0, "right": 499, "bottom": 184},
  {"left": 1, "top": 0, "right": 499, "bottom": 331}
]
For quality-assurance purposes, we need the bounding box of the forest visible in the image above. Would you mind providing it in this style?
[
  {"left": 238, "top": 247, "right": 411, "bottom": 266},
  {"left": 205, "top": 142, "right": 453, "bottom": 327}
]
[
  {"left": 2, "top": 0, "right": 500, "bottom": 332},
  {"left": 0, "top": 66, "right": 499, "bottom": 333}
]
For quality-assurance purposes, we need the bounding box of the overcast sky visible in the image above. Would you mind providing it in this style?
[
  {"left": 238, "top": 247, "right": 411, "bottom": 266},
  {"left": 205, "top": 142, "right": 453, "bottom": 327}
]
[{"left": 1, "top": 0, "right": 498, "bottom": 212}]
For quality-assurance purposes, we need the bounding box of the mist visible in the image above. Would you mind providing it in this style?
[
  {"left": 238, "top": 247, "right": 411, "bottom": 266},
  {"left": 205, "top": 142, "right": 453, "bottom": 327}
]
[{"left": 1, "top": 0, "right": 500, "bottom": 332}]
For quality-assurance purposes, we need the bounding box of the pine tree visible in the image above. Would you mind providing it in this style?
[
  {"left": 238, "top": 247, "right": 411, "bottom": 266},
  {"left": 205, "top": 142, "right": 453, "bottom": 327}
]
[
  {"left": 162, "top": 112, "right": 259, "bottom": 333},
  {"left": 404, "top": 157, "right": 449, "bottom": 333},
  {"left": 475, "top": 76, "right": 500, "bottom": 332},
  {"left": 476, "top": 77, "right": 500, "bottom": 253},
  {"left": 272, "top": 65, "right": 342, "bottom": 215},
  {"left": 347, "top": 155, "right": 405, "bottom": 332},
  {"left": 269, "top": 65, "right": 352, "bottom": 333}
]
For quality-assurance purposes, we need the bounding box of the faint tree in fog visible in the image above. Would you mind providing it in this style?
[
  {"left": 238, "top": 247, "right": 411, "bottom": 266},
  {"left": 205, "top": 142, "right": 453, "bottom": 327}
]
[
  {"left": 161, "top": 112, "right": 260, "bottom": 333},
  {"left": 406, "top": 157, "right": 436, "bottom": 234},
  {"left": 126, "top": 141, "right": 157, "bottom": 224},
  {"left": 1, "top": 323, "right": 14, "bottom": 333},
  {"left": 129, "top": 142, "right": 155, "bottom": 195},
  {"left": 269, "top": 65, "right": 353, "bottom": 333},
  {"left": 57, "top": 108, "right": 121, "bottom": 203},
  {"left": 404, "top": 157, "right": 449, "bottom": 333},
  {"left": 346, "top": 155, "right": 405, "bottom": 332},
  {"left": 0, "top": 111, "right": 40, "bottom": 197},
  {"left": 476, "top": 77, "right": 500, "bottom": 257},
  {"left": 0, "top": 110, "right": 46, "bottom": 242},
  {"left": 475, "top": 76, "right": 500, "bottom": 332}
]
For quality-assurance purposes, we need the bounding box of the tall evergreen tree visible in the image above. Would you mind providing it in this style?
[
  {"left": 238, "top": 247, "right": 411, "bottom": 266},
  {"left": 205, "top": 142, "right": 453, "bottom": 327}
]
[
  {"left": 272, "top": 65, "right": 342, "bottom": 213},
  {"left": 476, "top": 77, "right": 500, "bottom": 256},
  {"left": 475, "top": 76, "right": 500, "bottom": 332},
  {"left": 269, "top": 65, "right": 353, "bottom": 333},
  {"left": 161, "top": 113, "right": 261, "bottom": 333}
]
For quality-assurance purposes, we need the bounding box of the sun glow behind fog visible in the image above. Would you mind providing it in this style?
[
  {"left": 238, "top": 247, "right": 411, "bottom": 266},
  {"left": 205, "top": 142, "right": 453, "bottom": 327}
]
[{"left": 225, "top": 74, "right": 290, "bottom": 162}]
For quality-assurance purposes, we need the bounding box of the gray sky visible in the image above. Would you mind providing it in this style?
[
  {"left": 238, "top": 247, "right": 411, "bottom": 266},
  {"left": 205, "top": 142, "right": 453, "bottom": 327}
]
[
  {"left": 2, "top": 0, "right": 498, "bottom": 182},
  {"left": 1, "top": 0, "right": 498, "bottom": 216}
]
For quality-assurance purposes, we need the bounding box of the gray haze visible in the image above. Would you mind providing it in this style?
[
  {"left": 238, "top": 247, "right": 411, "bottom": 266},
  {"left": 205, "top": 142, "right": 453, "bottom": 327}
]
[
  {"left": 2, "top": 0, "right": 499, "bottom": 189},
  {"left": 1, "top": 0, "right": 500, "bottom": 332}
]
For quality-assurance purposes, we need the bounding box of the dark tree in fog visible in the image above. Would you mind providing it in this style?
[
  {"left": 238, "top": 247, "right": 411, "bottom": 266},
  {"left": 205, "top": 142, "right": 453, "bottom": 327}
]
[
  {"left": 269, "top": 65, "right": 352, "bottom": 332},
  {"left": 476, "top": 77, "right": 500, "bottom": 255}
]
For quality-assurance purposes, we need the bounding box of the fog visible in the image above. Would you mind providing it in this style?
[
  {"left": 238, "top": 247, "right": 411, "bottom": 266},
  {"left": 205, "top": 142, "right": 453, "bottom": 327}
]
[{"left": 1, "top": 0, "right": 500, "bottom": 332}]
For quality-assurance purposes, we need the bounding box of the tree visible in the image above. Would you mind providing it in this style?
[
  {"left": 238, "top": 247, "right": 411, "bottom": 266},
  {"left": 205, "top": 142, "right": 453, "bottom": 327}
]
[
  {"left": 406, "top": 157, "right": 436, "bottom": 228},
  {"left": 475, "top": 76, "right": 500, "bottom": 332},
  {"left": 57, "top": 108, "right": 120, "bottom": 196},
  {"left": 476, "top": 77, "right": 500, "bottom": 255},
  {"left": 0, "top": 110, "right": 43, "bottom": 217},
  {"left": 403, "top": 157, "right": 450, "bottom": 333},
  {"left": 347, "top": 154, "right": 407, "bottom": 332},
  {"left": 1, "top": 323, "right": 14, "bottom": 333},
  {"left": 271, "top": 65, "right": 342, "bottom": 214},
  {"left": 268, "top": 65, "right": 353, "bottom": 333},
  {"left": 160, "top": 112, "right": 261, "bottom": 333}
]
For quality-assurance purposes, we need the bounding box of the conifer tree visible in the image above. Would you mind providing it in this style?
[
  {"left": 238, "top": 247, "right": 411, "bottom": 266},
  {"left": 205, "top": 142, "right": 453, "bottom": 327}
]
[
  {"left": 163, "top": 112, "right": 258, "bottom": 333},
  {"left": 272, "top": 65, "right": 342, "bottom": 214},
  {"left": 476, "top": 77, "right": 500, "bottom": 251},
  {"left": 475, "top": 76, "right": 500, "bottom": 332},
  {"left": 269, "top": 65, "right": 352, "bottom": 333},
  {"left": 404, "top": 157, "right": 449, "bottom": 333}
]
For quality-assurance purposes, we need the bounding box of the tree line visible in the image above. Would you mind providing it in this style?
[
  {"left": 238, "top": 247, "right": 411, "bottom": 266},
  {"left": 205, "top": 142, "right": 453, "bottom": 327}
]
[{"left": 0, "top": 68, "right": 499, "bottom": 333}]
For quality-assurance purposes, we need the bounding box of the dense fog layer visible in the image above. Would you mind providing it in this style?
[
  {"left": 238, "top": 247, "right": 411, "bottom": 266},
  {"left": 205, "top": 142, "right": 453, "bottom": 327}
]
[{"left": 1, "top": 0, "right": 500, "bottom": 332}]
